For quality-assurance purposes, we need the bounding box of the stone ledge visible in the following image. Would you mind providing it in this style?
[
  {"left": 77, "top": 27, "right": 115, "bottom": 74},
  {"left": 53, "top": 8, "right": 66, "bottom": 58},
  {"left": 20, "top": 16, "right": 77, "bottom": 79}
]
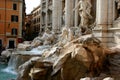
[{"left": 93, "top": 27, "right": 120, "bottom": 31}]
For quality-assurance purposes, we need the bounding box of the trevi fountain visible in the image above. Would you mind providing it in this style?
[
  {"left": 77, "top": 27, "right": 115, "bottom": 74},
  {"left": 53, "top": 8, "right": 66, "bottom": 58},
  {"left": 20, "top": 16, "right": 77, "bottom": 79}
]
[{"left": 0, "top": 0, "right": 120, "bottom": 80}]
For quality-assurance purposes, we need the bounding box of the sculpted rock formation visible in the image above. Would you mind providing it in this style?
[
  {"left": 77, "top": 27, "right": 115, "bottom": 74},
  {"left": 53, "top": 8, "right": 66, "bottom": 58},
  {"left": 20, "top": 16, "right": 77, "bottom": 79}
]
[
  {"left": 5, "top": 0, "right": 120, "bottom": 80},
  {"left": 17, "top": 57, "right": 41, "bottom": 80},
  {"left": 15, "top": 24, "right": 120, "bottom": 80},
  {"left": 16, "top": 34, "right": 120, "bottom": 80},
  {"left": 1, "top": 49, "right": 11, "bottom": 58},
  {"left": 17, "top": 28, "right": 55, "bottom": 51},
  {"left": 17, "top": 42, "right": 32, "bottom": 51}
]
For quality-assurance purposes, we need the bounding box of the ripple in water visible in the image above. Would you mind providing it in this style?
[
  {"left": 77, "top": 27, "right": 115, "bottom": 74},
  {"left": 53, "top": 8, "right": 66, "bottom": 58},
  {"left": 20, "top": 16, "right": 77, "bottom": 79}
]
[{"left": 0, "top": 63, "right": 17, "bottom": 80}]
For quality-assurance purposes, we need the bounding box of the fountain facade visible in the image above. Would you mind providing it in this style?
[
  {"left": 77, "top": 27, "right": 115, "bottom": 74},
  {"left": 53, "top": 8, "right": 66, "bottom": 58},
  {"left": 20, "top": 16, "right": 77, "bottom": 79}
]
[{"left": 2, "top": 0, "right": 120, "bottom": 80}]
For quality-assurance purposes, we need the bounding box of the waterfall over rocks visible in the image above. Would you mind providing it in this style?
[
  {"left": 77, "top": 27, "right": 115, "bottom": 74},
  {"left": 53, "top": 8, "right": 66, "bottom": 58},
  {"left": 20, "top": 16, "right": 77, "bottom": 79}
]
[{"left": 3, "top": 45, "right": 51, "bottom": 76}]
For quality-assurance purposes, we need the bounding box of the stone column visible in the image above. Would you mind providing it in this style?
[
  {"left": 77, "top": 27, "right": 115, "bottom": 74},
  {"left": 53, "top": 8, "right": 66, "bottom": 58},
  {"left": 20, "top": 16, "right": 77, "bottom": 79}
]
[
  {"left": 108, "top": 0, "right": 114, "bottom": 25},
  {"left": 58, "top": 0, "right": 62, "bottom": 31},
  {"left": 65, "top": 0, "right": 74, "bottom": 28},
  {"left": 95, "top": 0, "right": 118, "bottom": 47},
  {"left": 96, "top": 0, "right": 108, "bottom": 47},
  {"left": 96, "top": 0, "right": 108, "bottom": 24},
  {"left": 19, "top": 1, "right": 23, "bottom": 38},
  {"left": 74, "top": 0, "right": 79, "bottom": 27},
  {"left": 52, "top": 0, "right": 62, "bottom": 33},
  {"left": 40, "top": 0, "right": 43, "bottom": 33},
  {"left": 45, "top": 0, "right": 48, "bottom": 28}
]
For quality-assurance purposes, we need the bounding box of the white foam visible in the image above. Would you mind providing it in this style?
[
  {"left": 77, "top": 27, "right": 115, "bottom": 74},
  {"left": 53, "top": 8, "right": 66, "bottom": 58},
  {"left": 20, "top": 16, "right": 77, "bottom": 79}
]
[{"left": 2, "top": 67, "right": 17, "bottom": 75}]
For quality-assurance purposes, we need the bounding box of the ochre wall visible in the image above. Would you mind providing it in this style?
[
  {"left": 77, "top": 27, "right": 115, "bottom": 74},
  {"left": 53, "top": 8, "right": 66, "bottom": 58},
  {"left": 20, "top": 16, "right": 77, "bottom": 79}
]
[{"left": 0, "top": 0, "right": 21, "bottom": 48}]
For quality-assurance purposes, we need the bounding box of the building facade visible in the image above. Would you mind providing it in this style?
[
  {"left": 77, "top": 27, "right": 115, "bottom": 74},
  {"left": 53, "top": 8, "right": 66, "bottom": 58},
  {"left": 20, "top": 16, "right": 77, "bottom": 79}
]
[
  {"left": 40, "top": 0, "right": 52, "bottom": 34},
  {"left": 40, "top": 0, "right": 120, "bottom": 47},
  {"left": 31, "top": 5, "right": 41, "bottom": 37},
  {"left": 0, "top": 0, "right": 25, "bottom": 48},
  {"left": 24, "top": 5, "right": 41, "bottom": 41},
  {"left": 24, "top": 14, "right": 33, "bottom": 40}
]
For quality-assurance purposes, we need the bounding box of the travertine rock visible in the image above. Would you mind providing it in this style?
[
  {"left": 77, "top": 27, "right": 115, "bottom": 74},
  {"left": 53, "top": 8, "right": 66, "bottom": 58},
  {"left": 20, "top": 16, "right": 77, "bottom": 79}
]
[
  {"left": 80, "top": 77, "right": 114, "bottom": 80},
  {"left": 80, "top": 77, "right": 91, "bottom": 80},
  {"left": 23, "top": 41, "right": 31, "bottom": 44},
  {"left": 103, "top": 77, "right": 114, "bottom": 80},
  {"left": 29, "top": 61, "right": 53, "bottom": 80},
  {"left": 1, "top": 50, "right": 11, "bottom": 58},
  {"left": 17, "top": 57, "right": 40, "bottom": 80},
  {"left": 31, "top": 39, "right": 42, "bottom": 47},
  {"left": 16, "top": 35, "right": 120, "bottom": 80},
  {"left": 17, "top": 43, "right": 31, "bottom": 51}
]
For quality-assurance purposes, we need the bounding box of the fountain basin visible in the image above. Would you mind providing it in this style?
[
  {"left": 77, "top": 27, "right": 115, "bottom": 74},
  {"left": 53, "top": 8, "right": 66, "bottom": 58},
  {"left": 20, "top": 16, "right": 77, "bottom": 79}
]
[{"left": 0, "top": 63, "right": 17, "bottom": 80}]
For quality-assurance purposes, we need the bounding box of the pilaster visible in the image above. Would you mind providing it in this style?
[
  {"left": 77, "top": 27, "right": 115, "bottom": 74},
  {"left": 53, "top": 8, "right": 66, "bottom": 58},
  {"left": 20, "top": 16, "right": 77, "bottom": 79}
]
[
  {"left": 65, "top": 0, "right": 74, "bottom": 28},
  {"left": 52, "top": 0, "right": 62, "bottom": 33}
]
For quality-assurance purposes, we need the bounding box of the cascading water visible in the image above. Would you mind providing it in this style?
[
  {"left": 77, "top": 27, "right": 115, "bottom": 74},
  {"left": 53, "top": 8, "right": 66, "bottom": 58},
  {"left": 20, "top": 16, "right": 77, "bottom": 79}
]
[
  {"left": 0, "top": 51, "right": 17, "bottom": 80},
  {"left": 0, "top": 45, "right": 50, "bottom": 80},
  {"left": 0, "top": 63, "right": 17, "bottom": 80},
  {"left": 2, "top": 53, "right": 18, "bottom": 75}
]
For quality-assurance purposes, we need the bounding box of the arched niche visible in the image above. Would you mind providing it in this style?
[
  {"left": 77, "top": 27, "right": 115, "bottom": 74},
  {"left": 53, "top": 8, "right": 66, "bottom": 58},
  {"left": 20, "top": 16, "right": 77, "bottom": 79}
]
[
  {"left": 114, "top": 1, "right": 120, "bottom": 20},
  {"left": 91, "top": 0, "right": 96, "bottom": 23}
]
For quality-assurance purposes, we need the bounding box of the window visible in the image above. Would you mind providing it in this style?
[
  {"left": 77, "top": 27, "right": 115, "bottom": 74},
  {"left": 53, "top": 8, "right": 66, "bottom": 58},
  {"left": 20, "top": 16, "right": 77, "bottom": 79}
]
[
  {"left": 11, "top": 28, "right": 17, "bottom": 35},
  {"left": 8, "top": 40, "right": 15, "bottom": 48},
  {"left": 0, "top": 39, "right": 2, "bottom": 48},
  {"left": 11, "top": 15, "right": 18, "bottom": 22},
  {"left": 13, "top": 3, "right": 17, "bottom": 10}
]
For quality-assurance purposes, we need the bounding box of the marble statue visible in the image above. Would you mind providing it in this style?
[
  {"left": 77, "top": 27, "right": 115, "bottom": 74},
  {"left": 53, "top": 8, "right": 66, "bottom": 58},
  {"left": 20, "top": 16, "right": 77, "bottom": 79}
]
[
  {"left": 73, "top": 0, "right": 92, "bottom": 27},
  {"left": 115, "top": 0, "right": 120, "bottom": 17},
  {"left": 56, "top": 27, "right": 69, "bottom": 47},
  {"left": 54, "top": 27, "right": 74, "bottom": 47},
  {"left": 41, "top": 28, "right": 55, "bottom": 45}
]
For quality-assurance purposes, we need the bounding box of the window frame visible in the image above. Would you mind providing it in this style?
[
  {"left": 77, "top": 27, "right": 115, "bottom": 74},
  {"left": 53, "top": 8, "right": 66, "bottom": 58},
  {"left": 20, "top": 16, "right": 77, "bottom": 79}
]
[
  {"left": 11, "top": 28, "right": 18, "bottom": 35},
  {"left": 11, "top": 15, "right": 18, "bottom": 22},
  {"left": 13, "top": 3, "right": 17, "bottom": 10}
]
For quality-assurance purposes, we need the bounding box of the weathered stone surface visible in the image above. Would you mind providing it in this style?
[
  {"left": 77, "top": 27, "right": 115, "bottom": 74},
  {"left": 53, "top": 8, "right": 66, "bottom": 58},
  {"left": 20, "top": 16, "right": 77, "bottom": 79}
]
[
  {"left": 103, "top": 44, "right": 120, "bottom": 74},
  {"left": 16, "top": 32, "right": 120, "bottom": 80},
  {"left": 17, "top": 57, "right": 41, "bottom": 80},
  {"left": 103, "top": 77, "right": 114, "bottom": 80},
  {"left": 17, "top": 43, "right": 31, "bottom": 51},
  {"left": 31, "top": 39, "right": 43, "bottom": 48},
  {"left": 23, "top": 41, "right": 31, "bottom": 44},
  {"left": 17, "top": 35, "right": 115, "bottom": 80},
  {"left": 1, "top": 50, "right": 11, "bottom": 58},
  {"left": 30, "top": 36, "right": 43, "bottom": 47},
  {"left": 29, "top": 61, "right": 53, "bottom": 80},
  {"left": 80, "top": 77, "right": 91, "bottom": 80},
  {"left": 0, "top": 56, "right": 8, "bottom": 63},
  {"left": 80, "top": 77, "right": 114, "bottom": 80}
]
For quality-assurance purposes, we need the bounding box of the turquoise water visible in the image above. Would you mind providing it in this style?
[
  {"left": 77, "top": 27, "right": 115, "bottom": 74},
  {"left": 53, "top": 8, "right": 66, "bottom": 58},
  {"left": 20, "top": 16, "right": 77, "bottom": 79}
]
[{"left": 0, "top": 63, "right": 17, "bottom": 80}]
